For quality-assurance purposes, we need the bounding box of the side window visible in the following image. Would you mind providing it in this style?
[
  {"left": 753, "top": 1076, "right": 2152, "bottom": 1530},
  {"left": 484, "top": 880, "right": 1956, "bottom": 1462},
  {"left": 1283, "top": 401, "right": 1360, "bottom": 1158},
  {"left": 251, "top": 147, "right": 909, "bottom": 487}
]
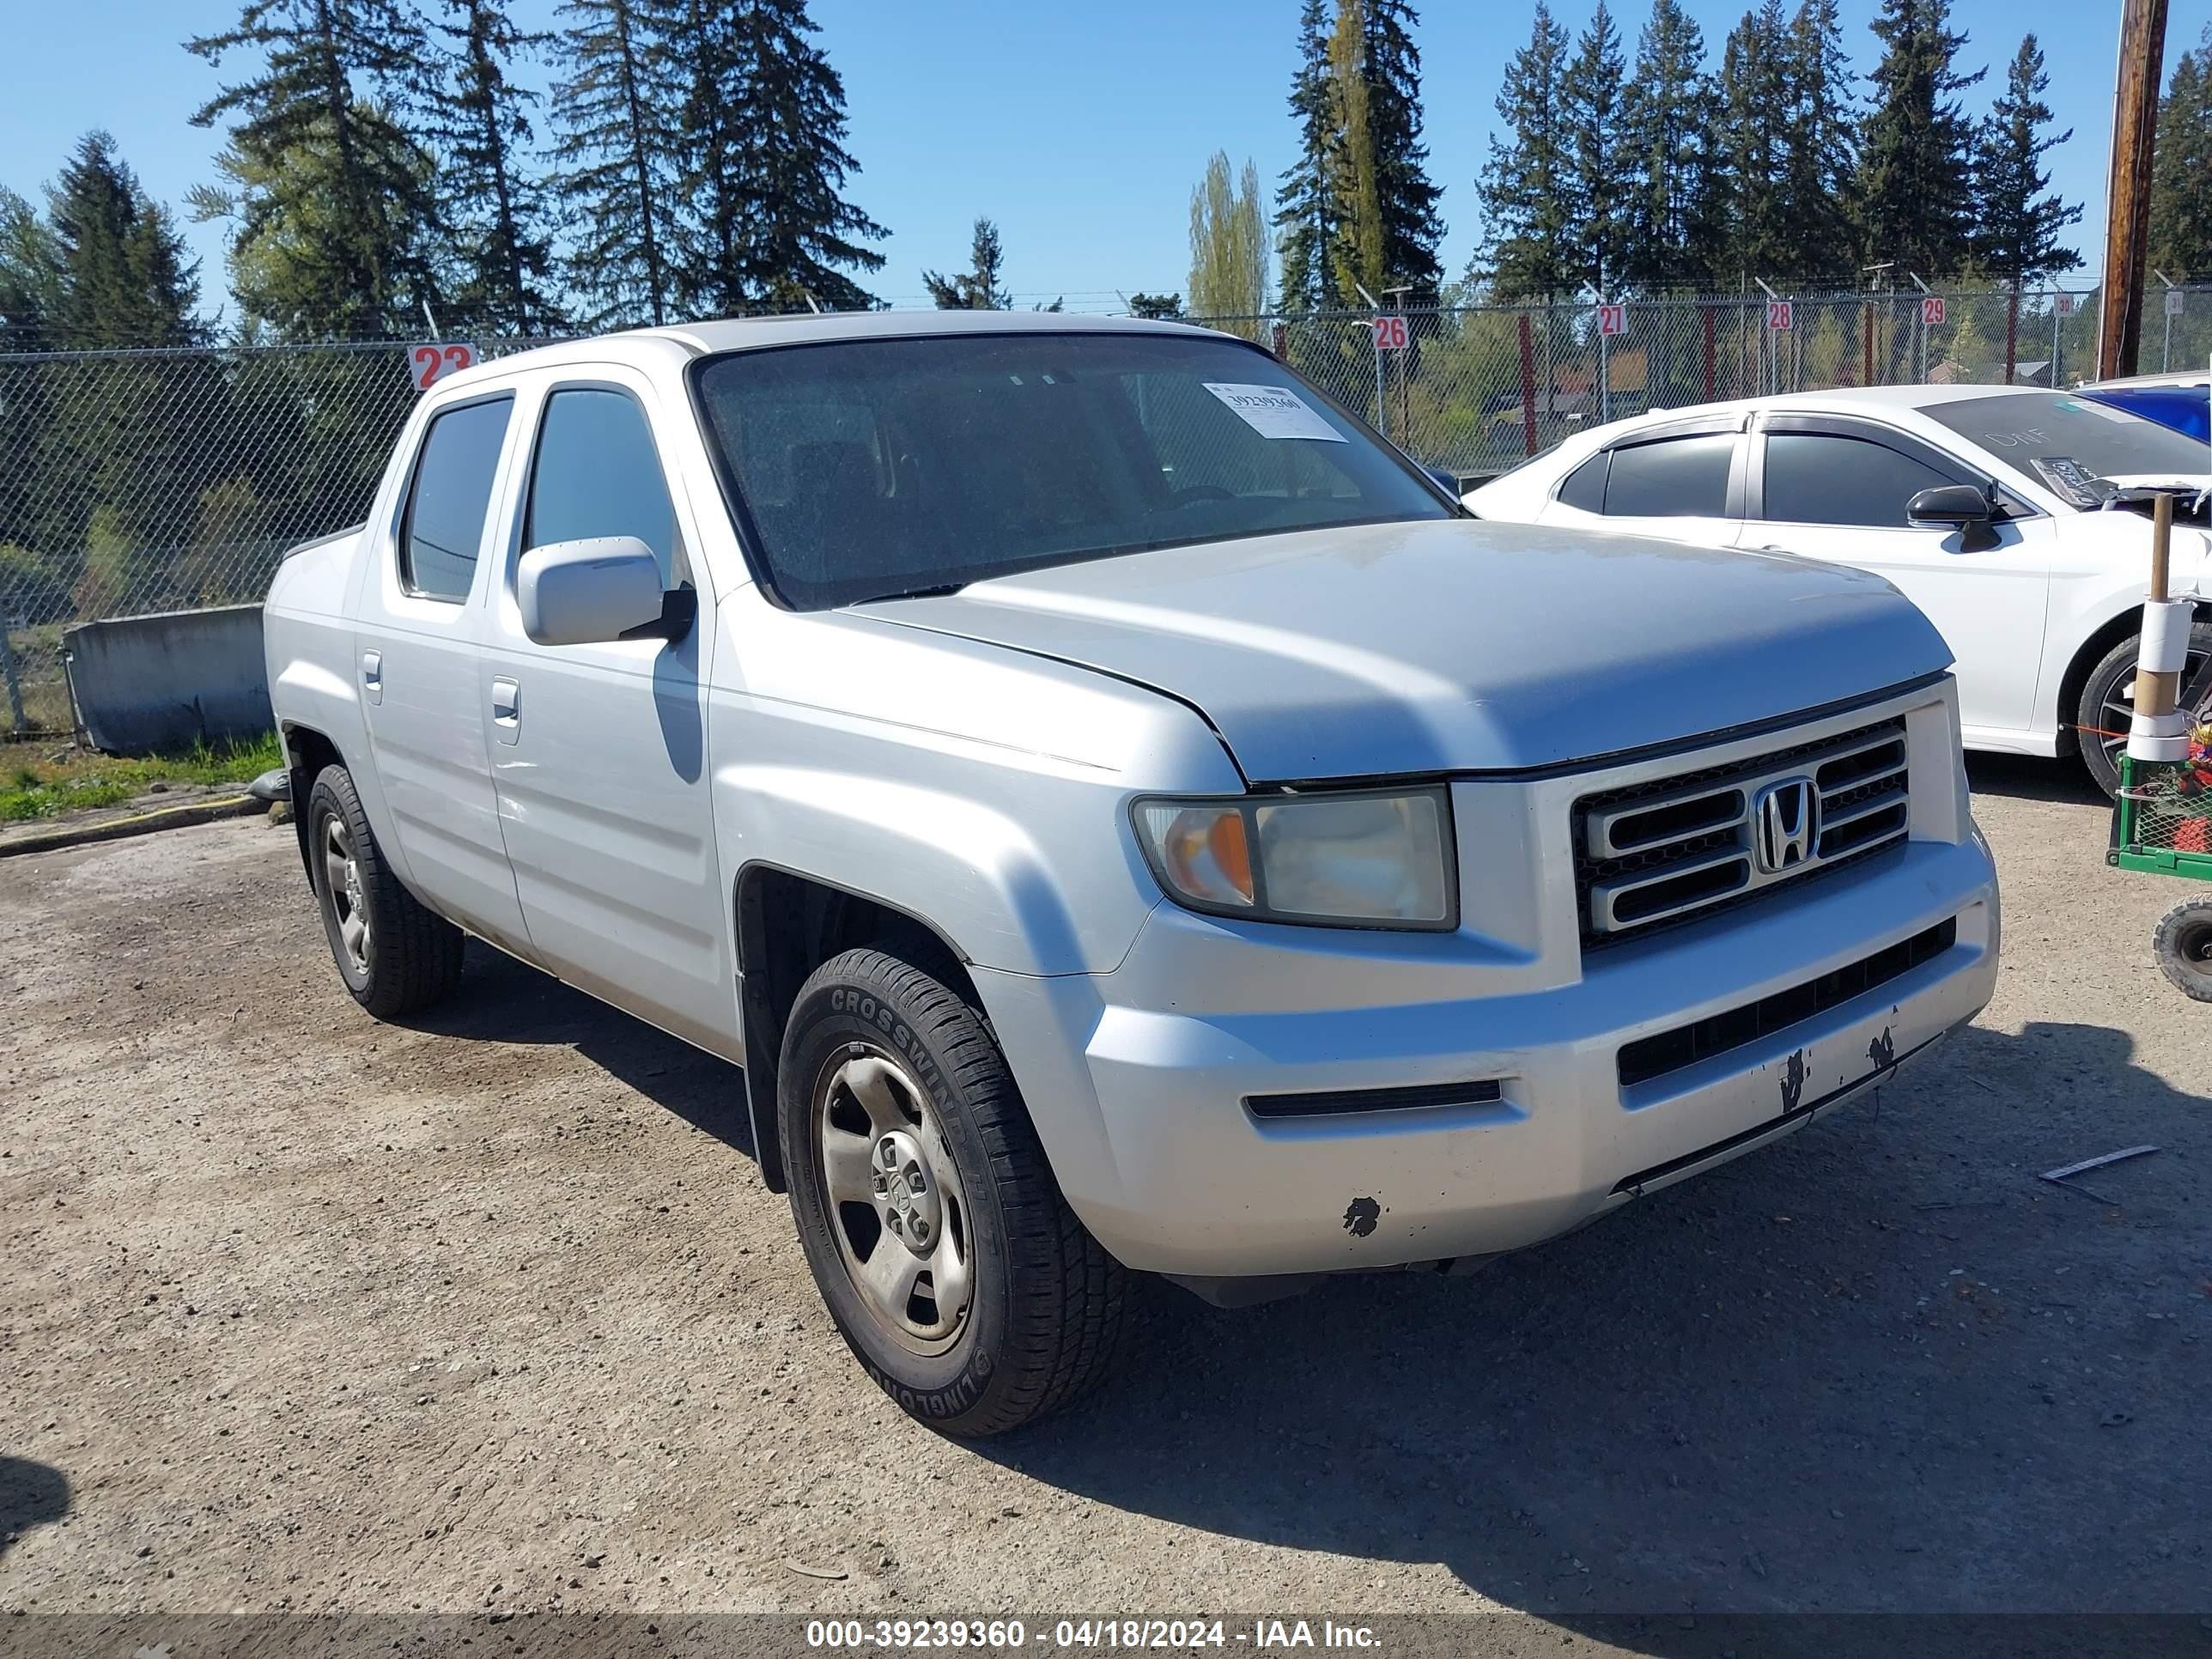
[
  {"left": 525, "top": 388, "right": 682, "bottom": 586},
  {"left": 401, "top": 398, "right": 512, "bottom": 601},
  {"left": 1763, "top": 432, "right": 1956, "bottom": 528},
  {"left": 1601, "top": 434, "right": 1734, "bottom": 518},
  {"left": 1556, "top": 450, "right": 1608, "bottom": 512}
]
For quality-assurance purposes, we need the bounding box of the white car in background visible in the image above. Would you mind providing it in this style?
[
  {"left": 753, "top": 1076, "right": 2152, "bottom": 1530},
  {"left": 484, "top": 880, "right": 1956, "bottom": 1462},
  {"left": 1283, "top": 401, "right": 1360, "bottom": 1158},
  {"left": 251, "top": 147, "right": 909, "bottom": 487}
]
[{"left": 1467, "top": 386, "right": 2212, "bottom": 795}]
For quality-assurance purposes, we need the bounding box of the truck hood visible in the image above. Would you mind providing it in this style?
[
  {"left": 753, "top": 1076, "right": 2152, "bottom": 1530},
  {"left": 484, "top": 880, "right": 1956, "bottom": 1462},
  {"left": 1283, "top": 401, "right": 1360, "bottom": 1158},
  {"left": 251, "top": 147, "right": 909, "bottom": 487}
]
[{"left": 861, "top": 519, "right": 1951, "bottom": 781}]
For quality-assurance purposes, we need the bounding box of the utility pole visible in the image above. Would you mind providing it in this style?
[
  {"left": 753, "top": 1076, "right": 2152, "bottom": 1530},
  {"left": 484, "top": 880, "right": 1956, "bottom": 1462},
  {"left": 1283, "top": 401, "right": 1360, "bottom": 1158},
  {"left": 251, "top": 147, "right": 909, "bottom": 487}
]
[{"left": 2098, "top": 0, "right": 2169, "bottom": 380}]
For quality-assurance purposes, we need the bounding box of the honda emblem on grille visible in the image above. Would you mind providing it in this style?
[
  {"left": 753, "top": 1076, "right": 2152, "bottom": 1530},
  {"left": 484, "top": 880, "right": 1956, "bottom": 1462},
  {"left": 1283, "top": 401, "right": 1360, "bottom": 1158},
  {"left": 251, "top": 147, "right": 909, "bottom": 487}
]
[{"left": 1753, "top": 778, "right": 1817, "bottom": 873}]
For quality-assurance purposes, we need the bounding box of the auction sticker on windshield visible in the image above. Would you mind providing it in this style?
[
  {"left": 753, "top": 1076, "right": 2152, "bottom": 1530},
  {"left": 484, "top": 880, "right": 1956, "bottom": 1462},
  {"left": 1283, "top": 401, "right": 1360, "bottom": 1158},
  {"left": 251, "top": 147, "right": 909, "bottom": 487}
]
[{"left": 1203, "top": 382, "right": 1347, "bottom": 441}]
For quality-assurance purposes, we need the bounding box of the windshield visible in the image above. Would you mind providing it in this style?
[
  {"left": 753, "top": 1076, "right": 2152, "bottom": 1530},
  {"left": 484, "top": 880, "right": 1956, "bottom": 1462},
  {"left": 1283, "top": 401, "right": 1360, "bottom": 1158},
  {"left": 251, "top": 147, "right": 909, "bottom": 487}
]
[
  {"left": 691, "top": 331, "right": 1454, "bottom": 608},
  {"left": 1919, "top": 392, "right": 2211, "bottom": 506}
]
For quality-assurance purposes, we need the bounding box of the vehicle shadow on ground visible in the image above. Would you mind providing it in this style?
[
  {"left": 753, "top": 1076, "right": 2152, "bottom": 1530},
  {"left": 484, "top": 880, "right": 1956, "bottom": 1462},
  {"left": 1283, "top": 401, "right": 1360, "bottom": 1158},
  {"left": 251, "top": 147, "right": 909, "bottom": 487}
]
[
  {"left": 1966, "top": 751, "right": 2109, "bottom": 807},
  {"left": 0, "top": 1457, "right": 70, "bottom": 1558},
  {"left": 979, "top": 1019, "right": 2207, "bottom": 1626},
  {"left": 399, "top": 940, "right": 757, "bottom": 1160}
]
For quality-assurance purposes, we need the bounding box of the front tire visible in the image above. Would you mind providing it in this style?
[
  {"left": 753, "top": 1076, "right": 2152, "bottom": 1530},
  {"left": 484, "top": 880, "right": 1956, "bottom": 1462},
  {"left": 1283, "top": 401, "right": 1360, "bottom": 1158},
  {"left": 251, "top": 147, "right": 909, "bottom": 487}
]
[
  {"left": 779, "top": 946, "right": 1127, "bottom": 1437},
  {"left": 305, "top": 765, "right": 464, "bottom": 1019},
  {"left": 2154, "top": 898, "right": 2212, "bottom": 1000},
  {"left": 2076, "top": 622, "right": 2212, "bottom": 799}
]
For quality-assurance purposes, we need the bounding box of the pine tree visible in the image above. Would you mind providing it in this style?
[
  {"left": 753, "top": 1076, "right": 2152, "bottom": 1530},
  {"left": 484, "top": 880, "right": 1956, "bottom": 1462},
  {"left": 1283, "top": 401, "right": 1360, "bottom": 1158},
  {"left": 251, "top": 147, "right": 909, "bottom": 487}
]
[
  {"left": 1715, "top": 1, "right": 1790, "bottom": 276},
  {"left": 1273, "top": 0, "right": 1338, "bottom": 313},
  {"left": 1619, "top": 0, "right": 1720, "bottom": 290},
  {"left": 186, "top": 0, "right": 437, "bottom": 337},
  {"left": 1972, "top": 35, "right": 2082, "bottom": 283},
  {"left": 1561, "top": 1, "right": 1628, "bottom": 294},
  {"left": 1125, "top": 292, "right": 1184, "bottom": 319},
  {"left": 1475, "top": 2, "right": 1574, "bottom": 298},
  {"left": 2148, "top": 26, "right": 2212, "bottom": 278},
  {"left": 426, "top": 0, "right": 563, "bottom": 333},
  {"left": 1777, "top": 0, "right": 1859, "bottom": 278},
  {"left": 47, "top": 132, "right": 203, "bottom": 348},
  {"left": 668, "top": 0, "right": 886, "bottom": 313},
  {"left": 0, "top": 190, "right": 64, "bottom": 350},
  {"left": 923, "top": 218, "right": 1008, "bottom": 310},
  {"left": 1856, "top": 0, "right": 1985, "bottom": 276},
  {"left": 550, "top": 0, "right": 680, "bottom": 327},
  {"left": 1188, "top": 153, "right": 1269, "bottom": 327},
  {"left": 1359, "top": 0, "right": 1445, "bottom": 303}
]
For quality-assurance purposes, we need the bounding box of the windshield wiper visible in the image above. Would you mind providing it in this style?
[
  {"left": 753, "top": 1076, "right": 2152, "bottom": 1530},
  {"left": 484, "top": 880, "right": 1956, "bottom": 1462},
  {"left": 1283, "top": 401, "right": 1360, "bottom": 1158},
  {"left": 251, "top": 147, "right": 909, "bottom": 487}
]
[{"left": 852, "top": 582, "right": 968, "bottom": 604}]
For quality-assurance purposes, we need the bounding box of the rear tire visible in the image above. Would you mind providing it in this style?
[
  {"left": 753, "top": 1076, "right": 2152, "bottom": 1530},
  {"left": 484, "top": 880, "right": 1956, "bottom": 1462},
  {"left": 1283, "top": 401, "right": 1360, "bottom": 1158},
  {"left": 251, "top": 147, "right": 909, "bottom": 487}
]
[
  {"left": 779, "top": 946, "right": 1127, "bottom": 1437},
  {"left": 305, "top": 764, "right": 463, "bottom": 1019},
  {"left": 2154, "top": 898, "right": 2212, "bottom": 1001},
  {"left": 2075, "top": 621, "right": 2212, "bottom": 799}
]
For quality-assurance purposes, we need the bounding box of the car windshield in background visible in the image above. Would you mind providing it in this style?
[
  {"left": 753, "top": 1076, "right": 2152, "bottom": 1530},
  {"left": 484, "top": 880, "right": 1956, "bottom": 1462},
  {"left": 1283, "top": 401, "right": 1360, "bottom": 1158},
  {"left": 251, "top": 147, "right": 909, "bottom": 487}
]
[
  {"left": 1921, "top": 392, "right": 2211, "bottom": 505},
  {"left": 691, "top": 331, "right": 1454, "bottom": 608}
]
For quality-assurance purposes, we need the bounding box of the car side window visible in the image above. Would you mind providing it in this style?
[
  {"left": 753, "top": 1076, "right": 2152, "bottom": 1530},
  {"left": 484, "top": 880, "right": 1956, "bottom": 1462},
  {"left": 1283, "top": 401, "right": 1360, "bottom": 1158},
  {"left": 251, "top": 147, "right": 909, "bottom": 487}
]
[
  {"left": 525, "top": 387, "right": 683, "bottom": 586},
  {"left": 1601, "top": 434, "right": 1733, "bottom": 518},
  {"left": 1763, "top": 432, "right": 1955, "bottom": 528},
  {"left": 400, "top": 398, "right": 512, "bottom": 601},
  {"left": 1556, "top": 450, "right": 1608, "bottom": 512}
]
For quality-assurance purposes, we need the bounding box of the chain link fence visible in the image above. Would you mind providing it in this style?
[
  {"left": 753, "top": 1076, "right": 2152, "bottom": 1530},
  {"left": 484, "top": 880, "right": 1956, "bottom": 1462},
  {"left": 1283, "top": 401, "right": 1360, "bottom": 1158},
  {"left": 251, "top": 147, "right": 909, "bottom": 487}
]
[{"left": 3, "top": 282, "right": 2209, "bottom": 738}]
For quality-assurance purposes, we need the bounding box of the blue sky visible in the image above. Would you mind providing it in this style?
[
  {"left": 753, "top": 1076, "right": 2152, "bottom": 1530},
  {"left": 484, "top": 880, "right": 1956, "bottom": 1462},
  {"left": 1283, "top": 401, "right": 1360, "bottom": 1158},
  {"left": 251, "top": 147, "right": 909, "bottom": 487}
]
[{"left": 5, "top": 0, "right": 2207, "bottom": 319}]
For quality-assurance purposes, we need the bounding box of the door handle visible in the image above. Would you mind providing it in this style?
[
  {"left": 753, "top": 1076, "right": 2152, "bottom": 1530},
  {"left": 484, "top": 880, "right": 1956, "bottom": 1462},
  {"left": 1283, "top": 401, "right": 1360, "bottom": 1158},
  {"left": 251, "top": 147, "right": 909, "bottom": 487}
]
[
  {"left": 490, "top": 676, "right": 521, "bottom": 745},
  {"left": 361, "top": 649, "right": 383, "bottom": 705}
]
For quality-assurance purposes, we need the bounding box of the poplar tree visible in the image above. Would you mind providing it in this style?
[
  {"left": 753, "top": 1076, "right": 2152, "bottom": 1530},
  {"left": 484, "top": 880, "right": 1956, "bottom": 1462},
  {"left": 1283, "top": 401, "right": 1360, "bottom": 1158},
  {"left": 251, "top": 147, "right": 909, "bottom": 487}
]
[
  {"left": 1561, "top": 1, "right": 1628, "bottom": 293},
  {"left": 1188, "top": 152, "right": 1269, "bottom": 325},
  {"left": 1324, "top": 0, "right": 1385, "bottom": 303},
  {"left": 1856, "top": 0, "right": 1984, "bottom": 275},
  {"left": 1972, "top": 35, "right": 2081, "bottom": 283},
  {"left": 426, "top": 0, "right": 562, "bottom": 333},
  {"left": 550, "top": 0, "right": 680, "bottom": 327},
  {"left": 2148, "top": 26, "right": 2212, "bottom": 278},
  {"left": 1619, "top": 0, "right": 1720, "bottom": 289},
  {"left": 1475, "top": 2, "right": 1575, "bottom": 298},
  {"left": 185, "top": 0, "right": 439, "bottom": 337}
]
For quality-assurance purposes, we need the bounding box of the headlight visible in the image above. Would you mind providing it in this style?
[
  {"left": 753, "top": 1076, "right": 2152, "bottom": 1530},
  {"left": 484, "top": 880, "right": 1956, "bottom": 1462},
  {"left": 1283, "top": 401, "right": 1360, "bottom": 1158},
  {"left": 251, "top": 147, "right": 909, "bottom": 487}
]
[{"left": 1132, "top": 787, "right": 1455, "bottom": 929}]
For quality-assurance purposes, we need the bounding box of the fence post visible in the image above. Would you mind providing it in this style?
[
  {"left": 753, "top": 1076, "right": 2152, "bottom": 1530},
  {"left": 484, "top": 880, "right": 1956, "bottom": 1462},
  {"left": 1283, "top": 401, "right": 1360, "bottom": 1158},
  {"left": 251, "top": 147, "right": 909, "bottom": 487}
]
[
  {"left": 2005, "top": 284, "right": 2020, "bottom": 384},
  {"left": 1517, "top": 311, "right": 1539, "bottom": 457},
  {"left": 1702, "top": 306, "right": 1716, "bottom": 400},
  {"left": 0, "top": 618, "right": 25, "bottom": 738}
]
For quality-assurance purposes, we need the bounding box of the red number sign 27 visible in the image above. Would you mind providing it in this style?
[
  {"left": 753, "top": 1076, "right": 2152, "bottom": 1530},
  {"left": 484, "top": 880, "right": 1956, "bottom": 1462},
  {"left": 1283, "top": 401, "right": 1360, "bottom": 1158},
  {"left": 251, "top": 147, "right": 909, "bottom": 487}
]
[
  {"left": 411, "top": 343, "right": 477, "bottom": 392},
  {"left": 1596, "top": 303, "right": 1626, "bottom": 337}
]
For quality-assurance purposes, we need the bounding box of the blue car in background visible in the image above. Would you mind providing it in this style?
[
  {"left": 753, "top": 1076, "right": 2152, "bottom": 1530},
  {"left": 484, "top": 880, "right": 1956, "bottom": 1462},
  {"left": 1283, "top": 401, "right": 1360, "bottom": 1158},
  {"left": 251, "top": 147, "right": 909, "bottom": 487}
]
[{"left": 2081, "top": 373, "right": 2212, "bottom": 443}]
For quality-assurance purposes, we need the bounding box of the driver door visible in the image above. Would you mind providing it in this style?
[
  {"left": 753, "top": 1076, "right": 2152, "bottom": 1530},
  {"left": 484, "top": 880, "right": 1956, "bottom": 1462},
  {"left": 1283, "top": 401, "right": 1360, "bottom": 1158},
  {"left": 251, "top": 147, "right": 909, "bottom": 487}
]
[
  {"left": 475, "top": 369, "right": 737, "bottom": 1057},
  {"left": 1737, "top": 414, "right": 2056, "bottom": 743}
]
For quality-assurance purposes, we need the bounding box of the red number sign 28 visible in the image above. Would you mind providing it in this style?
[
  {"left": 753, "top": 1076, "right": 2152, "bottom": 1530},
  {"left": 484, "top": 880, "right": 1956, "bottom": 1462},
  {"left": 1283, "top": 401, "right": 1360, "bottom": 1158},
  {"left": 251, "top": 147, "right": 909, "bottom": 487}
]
[{"left": 411, "top": 343, "right": 477, "bottom": 392}]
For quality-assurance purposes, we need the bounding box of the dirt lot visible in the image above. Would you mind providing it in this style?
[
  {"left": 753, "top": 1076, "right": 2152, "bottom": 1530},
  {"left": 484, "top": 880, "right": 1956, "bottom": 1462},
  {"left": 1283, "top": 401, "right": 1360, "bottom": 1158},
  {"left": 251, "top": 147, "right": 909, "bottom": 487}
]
[{"left": 2, "top": 758, "right": 2205, "bottom": 1634}]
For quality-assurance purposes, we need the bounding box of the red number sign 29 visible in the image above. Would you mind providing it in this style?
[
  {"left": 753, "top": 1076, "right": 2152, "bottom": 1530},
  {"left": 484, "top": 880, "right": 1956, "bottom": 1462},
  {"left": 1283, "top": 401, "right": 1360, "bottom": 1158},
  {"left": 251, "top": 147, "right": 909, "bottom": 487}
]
[
  {"left": 411, "top": 343, "right": 477, "bottom": 392},
  {"left": 1922, "top": 295, "right": 1946, "bottom": 327}
]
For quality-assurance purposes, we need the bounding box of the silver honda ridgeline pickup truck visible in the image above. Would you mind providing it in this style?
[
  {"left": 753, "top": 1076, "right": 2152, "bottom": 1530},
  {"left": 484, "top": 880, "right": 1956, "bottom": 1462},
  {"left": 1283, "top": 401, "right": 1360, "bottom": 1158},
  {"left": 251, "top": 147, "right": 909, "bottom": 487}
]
[{"left": 265, "top": 312, "right": 2000, "bottom": 1435}]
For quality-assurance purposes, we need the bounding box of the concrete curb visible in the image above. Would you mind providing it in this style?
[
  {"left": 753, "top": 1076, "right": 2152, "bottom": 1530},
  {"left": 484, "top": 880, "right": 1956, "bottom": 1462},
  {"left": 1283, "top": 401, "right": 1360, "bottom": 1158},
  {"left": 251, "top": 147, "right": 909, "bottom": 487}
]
[{"left": 0, "top": 794, "right": 266, "bottom": 860}]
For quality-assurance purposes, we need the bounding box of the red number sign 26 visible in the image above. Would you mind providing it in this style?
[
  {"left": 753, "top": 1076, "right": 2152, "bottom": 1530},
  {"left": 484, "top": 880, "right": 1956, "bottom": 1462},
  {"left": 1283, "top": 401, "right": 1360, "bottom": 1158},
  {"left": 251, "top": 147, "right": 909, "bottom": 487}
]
[
  {"left": 411, "top": 343, "right": 477, "bottom": 392},
  {"left": 1371, "top": 314, "right": 1409, "bottom": 350}
]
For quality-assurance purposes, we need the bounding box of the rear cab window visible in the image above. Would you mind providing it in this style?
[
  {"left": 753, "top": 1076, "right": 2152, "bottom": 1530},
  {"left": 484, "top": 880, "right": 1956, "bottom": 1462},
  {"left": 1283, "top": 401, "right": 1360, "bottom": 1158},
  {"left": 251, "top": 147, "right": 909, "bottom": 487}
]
[{"left": 399, "top": 398, "right": 513, "bottom": 601}]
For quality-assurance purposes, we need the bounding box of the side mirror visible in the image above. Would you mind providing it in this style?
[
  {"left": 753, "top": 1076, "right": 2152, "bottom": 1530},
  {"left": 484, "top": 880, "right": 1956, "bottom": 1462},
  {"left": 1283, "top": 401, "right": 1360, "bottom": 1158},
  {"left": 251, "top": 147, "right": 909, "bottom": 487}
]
[
  {"left": 517, "top": 536, "right": 688, "bottom": 647},
  {"left": 1907, "top": 483, "right": 2001, "bottom": 552}
]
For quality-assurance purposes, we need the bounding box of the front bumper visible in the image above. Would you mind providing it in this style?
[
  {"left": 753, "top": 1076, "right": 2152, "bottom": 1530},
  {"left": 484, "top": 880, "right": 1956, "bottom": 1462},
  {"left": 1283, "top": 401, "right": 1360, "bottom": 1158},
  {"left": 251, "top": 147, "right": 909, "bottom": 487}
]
[{"left": 976, "top": 685, "right": 2001, "bottom": 1279}]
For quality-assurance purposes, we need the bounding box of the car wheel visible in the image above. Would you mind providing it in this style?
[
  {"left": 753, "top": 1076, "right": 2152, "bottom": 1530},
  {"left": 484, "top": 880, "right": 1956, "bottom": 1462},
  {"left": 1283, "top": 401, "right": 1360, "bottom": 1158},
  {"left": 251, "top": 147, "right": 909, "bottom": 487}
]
[
  {"left": 2154, "top": 898, "right": 2212, "bottom": 1001},
  {"left": 2077, "top": 621, "right": 2212, "bottom": 799},
  {"left": 305, "top": 764, "right": 464, "bottom": 1019},
  {"left": 779, "top": 945, "right": 1127, "bottom": 1437}
]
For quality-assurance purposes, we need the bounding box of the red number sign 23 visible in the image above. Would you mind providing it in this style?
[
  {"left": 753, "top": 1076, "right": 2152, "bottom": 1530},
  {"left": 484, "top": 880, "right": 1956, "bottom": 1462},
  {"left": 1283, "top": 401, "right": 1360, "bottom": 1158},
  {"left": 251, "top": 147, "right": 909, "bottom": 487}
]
[{"left": 411, "top": 343, "right": 477, "bottom": 392}]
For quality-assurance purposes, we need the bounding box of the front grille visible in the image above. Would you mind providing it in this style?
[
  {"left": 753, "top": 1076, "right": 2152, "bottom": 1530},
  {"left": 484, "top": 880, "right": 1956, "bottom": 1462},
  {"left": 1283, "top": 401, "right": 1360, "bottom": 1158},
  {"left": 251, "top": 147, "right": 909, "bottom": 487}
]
[
  {"left": 1573, "top": 717, "right": 1911, "bottom": 946},
  {"left": 1616, "top": 917, "right": 1957, "bottom": 1087}
]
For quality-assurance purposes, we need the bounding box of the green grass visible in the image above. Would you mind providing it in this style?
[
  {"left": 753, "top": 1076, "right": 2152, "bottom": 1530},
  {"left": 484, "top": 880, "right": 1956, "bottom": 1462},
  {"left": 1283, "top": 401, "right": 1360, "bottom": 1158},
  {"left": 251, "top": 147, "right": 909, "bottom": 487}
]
[{"left": 0, "top": 732, "right": 283, "bottom": 823}]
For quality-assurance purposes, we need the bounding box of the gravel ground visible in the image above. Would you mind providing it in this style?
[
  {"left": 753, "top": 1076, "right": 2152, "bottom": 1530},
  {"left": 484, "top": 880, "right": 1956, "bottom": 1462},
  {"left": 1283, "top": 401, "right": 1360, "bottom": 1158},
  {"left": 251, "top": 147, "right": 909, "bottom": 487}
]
[{"left": 2, "top": 757, "right": 2205, "bottom": 1634}]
